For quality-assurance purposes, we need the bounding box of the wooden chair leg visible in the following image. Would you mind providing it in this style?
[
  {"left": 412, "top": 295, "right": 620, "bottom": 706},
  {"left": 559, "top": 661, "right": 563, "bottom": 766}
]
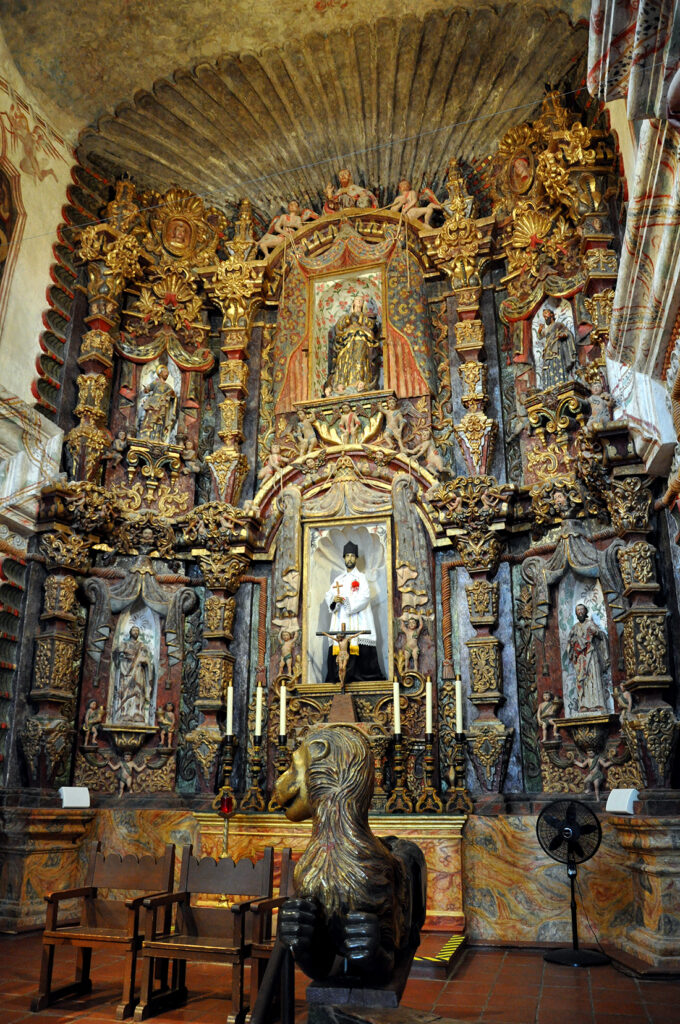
[
  {"left": 75, "top": 946, "right": 92, "bottom": 989},
  {"left": 30, "top": 941, "right": 55, "bottom": 1011},
  {"left": 135, "top": 951, "right": 155, "bottom": 1020},
  {"left": 115, "top": 949, "right": 138, "bottom": 1020},
  {"left": 230, "top": 957, "right": 246, "bottom": 1024}
]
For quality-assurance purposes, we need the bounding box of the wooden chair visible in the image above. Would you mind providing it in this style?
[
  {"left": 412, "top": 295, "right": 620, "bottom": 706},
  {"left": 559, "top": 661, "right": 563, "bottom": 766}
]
[
  {"left": 249, "top": 848, "right": 294, "bottom": 1017},
  {"left": 31, "top": 841, "right": 175, "bottom": 1020},
  {"left": 134, "top": 845, "right": 274, "bottom": 1024}
]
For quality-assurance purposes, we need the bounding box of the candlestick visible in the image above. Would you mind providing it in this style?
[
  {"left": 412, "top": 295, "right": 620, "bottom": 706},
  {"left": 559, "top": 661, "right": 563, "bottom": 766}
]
[
  {"left": 425, "top": 676, "right": 433, "bottom": 735},
  {"left": 240, "top": 734, "right": 266, "bottom": 812},
  {"left": 416, "top": 733, "right": 443, "bottom": 814},
  {"left": 393, "top": 679, "right": 401, "bottom": 734},
  {"left": 279, "top": 683, "right": 287, "bottom": 734},
  {"left": 455, "top": 674, "right": 463, "bottom": 734},
  {"left": 255, "top": 684, "right": 263, "bottom": 735},
  {"left": 226, "top": 684, "right": 234, "bottom": 736},
  {"left": 446, "top": 730, "right": 473, "bottom": 814},
  {"left": 386, "top": 733, "right": 413, "bottom": 813}
]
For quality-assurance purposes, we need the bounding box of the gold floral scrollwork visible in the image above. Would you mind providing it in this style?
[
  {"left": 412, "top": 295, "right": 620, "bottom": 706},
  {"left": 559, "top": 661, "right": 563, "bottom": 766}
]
[
  {"left": 204, "top": 256, "right": 263, "bottom": 328},
  {"left": 465, "top": 580, "right": 499, "bottom": 627},
  {"left": 467, "top": 719, "right": 514, "bottom": 791},
  {"left": 220, "top": 359, "right": 250, "bottom": 392},
  {"left": 583, "top": 289, "right": 615, "bottom": 341},
  {"left": 78, "top": 329, "right": 114, "bottom": 368},
  {"left": 199, "top": 552, "right": 250, "bottom": 593},
  {"left": 41, "top": 531, "right": 91, "bottom": 573},
  {"left": 204, "top": 449, "right": 249, "bottom": 505},
  {"left": 197, "top": 655, "right": 229, "bottom": 703},
  {"left": 20, "top": 715, "right": 73, "bottom": 786},
  {"left": 620, "top": 706, "right": 679, "bottom": 789},
  {"left": 32, "top": 635, "right": 79, "bottom": 696},
  {"left": 454, "top": 319, "right": 484, "bottom": 356},
  {"left": 203, "top": 596, "right": 237, "bottom": 638},
  {"left": 459, "top": 361, "right": 488, "bottom": 410},
  {"left": 184, "top": 726, "right": 223, "bottom": 785},
  {"left": 466, "top": 637, "right": 503, "bottom": 702},
  {"left": 617, "top": 542, "right": 657, "bottom": 592},
  {"left": 605, "top": 474, "right": 653, "bottom": 535},
  {"left": 43, "top": 575, "right": 79, "bottom": 617},
  {"left": 452, "top": 411, "right": 497, "bottom": 474},
  {"left": 621, "top": 611, "right": 670, "bottom": 684},
  {"left": 530, "top": 476, "right": 584, "bottom": 526},
  {"left": 132, "top": 270, "right": 203, "bottom": 329},
  {"left": 584, "top": 248, "right": 618, "bottom": 275},
  {"left": 526, "top": 445, "right": 561, "bottom": 483}
]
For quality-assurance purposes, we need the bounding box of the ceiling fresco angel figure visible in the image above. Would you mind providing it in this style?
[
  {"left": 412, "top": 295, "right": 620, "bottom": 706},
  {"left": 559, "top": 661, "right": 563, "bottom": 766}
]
[
  {"left": 327, "top": 296, "right": 381, "bottom": 395},
  {"left": 257, "top": 200, "right": 318, "bottom": 258},
  {"left": 323, "top": 168, "right": 378, "bottom": 213}
]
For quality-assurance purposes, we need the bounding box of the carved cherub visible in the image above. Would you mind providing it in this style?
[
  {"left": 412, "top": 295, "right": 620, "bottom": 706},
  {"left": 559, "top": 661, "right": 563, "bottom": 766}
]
[
  {"left": 104, "top": 752, "right": 145, "bottom": 797},
  {"left": 389, "top": 179, "right": 441, "bottom": 226},
  {"left": 398, "top": 613, "right": 425, "bottom": 673},
  {"left": 614, "top": 682, "right": 633, "bottom": 716},
  {"left": 586, "top": 379, "right": 613, "bottom": 432},
  {"left": 258, "top": 441, "right": 287, "bottom": 484},
  {"left": 106, "top": 429, "right": 128, "bottom": 468},
  {"left": 278, "top": 626, "right": 299, "bottom": 677},
  {"left": 257, "top": 200, "right": 318, "bottom": 258},
  {"left": 157, "top": 701, "right": 176, "bottom": 747},
  {"left": 338, "top": 403, "right": 361, "bottom": 444},
  {"left": 180, "top": 440, "right": 202, "bottom": 475},
  {"left": 536, "top": 690, "right": 562, "bottom": 742},
  {"left": 409, "top": 431, "right": 450, "bottom": 476},
  {"left": 295, "top": 409, "right": 319, "bottom": 457},
  {"left": 574, "top": 748, "right": 612, "bottom": 801},
  {"left": 82, "top": 700, "right": 105, "bottom": 745},
  {"left": 382, "top": 396, "right": 408, "bottom": 451}
]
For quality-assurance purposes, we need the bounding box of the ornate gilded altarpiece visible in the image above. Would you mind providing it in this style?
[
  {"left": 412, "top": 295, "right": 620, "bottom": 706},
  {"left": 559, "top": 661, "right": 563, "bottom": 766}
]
[{"left": 17, "top": 94, "right": 678, "bottom": 845}]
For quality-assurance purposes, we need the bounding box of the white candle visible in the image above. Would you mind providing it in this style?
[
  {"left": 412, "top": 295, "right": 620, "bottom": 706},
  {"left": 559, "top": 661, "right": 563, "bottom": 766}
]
[
  {"left": 226, "top": 684, "right": 234, "bottom": 736},
  {"left": 393, "top": 679, "right": 401, "bottom": 734},
  {"left": 279, "top": 683, "right": 287, "bottom": 736},
  {"left": 255, "top": 685, "right": 263, "bottom": 736},
  {"left": 455, "top": 674, "right": 463, "bottom": 734},
  {"left": 425, "top": 676, "right": 433, "bottom": 735}
]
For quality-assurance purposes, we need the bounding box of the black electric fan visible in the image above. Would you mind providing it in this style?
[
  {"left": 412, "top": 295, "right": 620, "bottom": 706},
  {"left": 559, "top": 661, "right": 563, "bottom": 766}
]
[{"left": 536, "top": 799, "right": 610, "bottom": 967}]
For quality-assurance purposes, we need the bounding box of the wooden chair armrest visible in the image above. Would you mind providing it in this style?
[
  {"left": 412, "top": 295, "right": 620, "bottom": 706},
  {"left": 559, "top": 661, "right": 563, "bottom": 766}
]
[
  {"left": 142, "top": 891, "right": 185, "bottom": 910},
  {"left": 125, "top": 890, "right": 170, "bottom": 909},
  {"left": 248, "top": 896, "right": 289, "bottom": 916},
  {"left": 45, "top": 885, "right": 96, "bottom": 903},
  {"left": 231, "top": 896, "right": 271, "bottom": 915}
]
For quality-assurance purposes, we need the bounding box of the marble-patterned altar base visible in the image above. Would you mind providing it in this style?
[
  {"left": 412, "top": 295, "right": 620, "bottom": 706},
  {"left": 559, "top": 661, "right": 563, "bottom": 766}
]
[
  {"left": 9, "top": 807, "right": 680, "bottom": 971},
  {"left": 219, "top": 814, "right": 466, "bottom": 934}
]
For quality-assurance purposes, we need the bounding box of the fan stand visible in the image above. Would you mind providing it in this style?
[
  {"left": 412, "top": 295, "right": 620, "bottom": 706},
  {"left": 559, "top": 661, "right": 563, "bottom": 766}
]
[{"left": 544, "top": 858, "right": 610, "bottom": 968}]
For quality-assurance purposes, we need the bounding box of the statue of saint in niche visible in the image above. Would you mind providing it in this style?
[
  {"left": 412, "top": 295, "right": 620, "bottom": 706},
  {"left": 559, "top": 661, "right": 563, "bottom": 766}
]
[
  {"left": 323, "top": 541, "right": 383, "bottom": 683},
  {"left": 536, "top": 306, "right": 576, "bottom": 389},
  {"left": 138, "top": 365, "right": 178, "bottom": 442},
  {"left": 566, "top": 603, "right": 609, "bottom": 713},
  {"left": 112, "top": 625, "right": 155, "bottom": 723},
  {"left": 328, "top": 296, "right": 381, "bottom": 395}
]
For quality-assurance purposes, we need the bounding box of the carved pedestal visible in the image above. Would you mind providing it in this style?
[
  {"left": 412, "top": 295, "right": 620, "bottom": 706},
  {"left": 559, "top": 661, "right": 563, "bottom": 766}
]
[
  {"left": 0, "top": 808, "right": 93, "bottom": 932},
  {"left": 610, "top": 815, "right": 680, "bottom": 968}
]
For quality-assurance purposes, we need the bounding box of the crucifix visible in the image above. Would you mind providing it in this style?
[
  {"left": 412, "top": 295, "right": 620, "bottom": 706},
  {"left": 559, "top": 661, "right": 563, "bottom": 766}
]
[{"left": 316, "top": 622, "right": 369, "bottom": 689}]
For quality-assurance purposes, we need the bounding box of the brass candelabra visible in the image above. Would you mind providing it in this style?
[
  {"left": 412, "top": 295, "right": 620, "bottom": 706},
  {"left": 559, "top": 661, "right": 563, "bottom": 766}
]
[
  {"left": 386, "top": 733, "right": 414, "bottom": 813},
  {"left": 415, "top": 733, "right": 444, "bottom": 813},
  {"left": 240, "top": 734, "right": 266, "bottom": 812}
]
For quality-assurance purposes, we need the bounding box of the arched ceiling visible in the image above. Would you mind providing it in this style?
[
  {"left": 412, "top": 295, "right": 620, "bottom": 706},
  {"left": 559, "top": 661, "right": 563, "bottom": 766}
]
[{"left": 1, "top": 1, "right": 589, "bottom": 215}]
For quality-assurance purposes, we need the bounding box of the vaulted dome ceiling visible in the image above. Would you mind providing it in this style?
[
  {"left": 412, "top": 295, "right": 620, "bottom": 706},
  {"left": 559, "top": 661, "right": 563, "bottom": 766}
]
[{"left": 1, "top": 1, "right": 589, "bottom": 214}]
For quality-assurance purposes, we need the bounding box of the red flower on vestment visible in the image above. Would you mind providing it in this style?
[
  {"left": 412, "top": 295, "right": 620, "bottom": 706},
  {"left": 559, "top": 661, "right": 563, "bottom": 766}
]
[{"left": 351, "top": 580, "right": 360, "bottom": 591}]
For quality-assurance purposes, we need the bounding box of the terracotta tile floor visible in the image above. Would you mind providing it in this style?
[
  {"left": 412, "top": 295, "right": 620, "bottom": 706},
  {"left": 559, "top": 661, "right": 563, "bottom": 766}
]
[{"left": 0, "top": 933, "right": 679, "bottom": 1024}]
